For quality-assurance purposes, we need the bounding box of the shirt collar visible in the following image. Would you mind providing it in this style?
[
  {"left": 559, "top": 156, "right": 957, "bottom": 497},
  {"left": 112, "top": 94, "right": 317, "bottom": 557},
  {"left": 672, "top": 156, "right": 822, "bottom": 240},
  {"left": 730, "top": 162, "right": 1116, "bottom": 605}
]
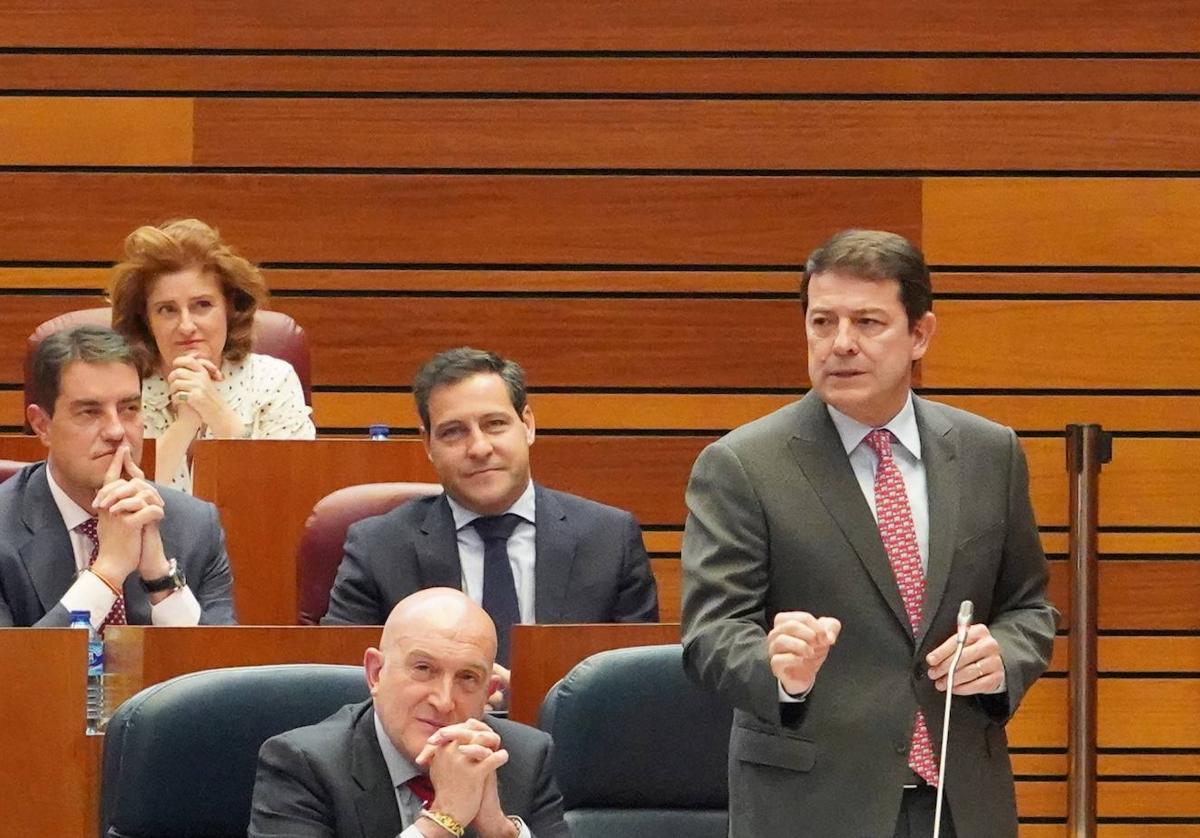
[
  {"left": 372, "top": 709, "right": 422, "bottom": 789},
  {"left": 44, "top": 460, "right": 94, "bottom": 531},
  {"left": 448, "top": 478, "right": 536, "bottom": 531},
  {"left": 825, "top": 393, "right": 922, "bottom": 460}
]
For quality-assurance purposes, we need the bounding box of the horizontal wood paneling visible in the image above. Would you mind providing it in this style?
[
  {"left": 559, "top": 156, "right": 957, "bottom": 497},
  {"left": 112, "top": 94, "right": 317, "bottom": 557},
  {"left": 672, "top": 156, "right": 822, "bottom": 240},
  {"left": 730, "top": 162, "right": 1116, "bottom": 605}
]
[
  {"left": 310, "top": 393, "right": 1200, "bottom": 434},
  {"left": 7, "top": 295, "right": 1200, "bottom": 390},
  {"left": 657, "top": 530, "right": 1200, "bottom": 557},
  {"left": 3, "top": 1, "right": 1198, "bottom": 51},
  {"left": 10, "top": 98, "right": 1199, "bottom": 171},
  {"left": 1024, "top": 829, "right": 1200, "bottom": 838},
  {"left": 259, "top": 297, "right": 1200, "bottom": 390},
  {"left": 5, "top": 55, "right": 1200, "bottom": 94},
  {"left": 1049, "top": 560, "right": 1200, "bottom": 630},
  {"left": 641, "top": 530, "right": 1200, "bottom": 559},
  {"left": 7, "top": 386, "right": 1192, "bottom": 436},
  {"left": 1009, "top": 679, "right": 1200, "bottom": 748},
  {"left": 1015, "top": 752, "right": 1200, "bottom": 777},
  {"left": 927, "top": 300, "right": 1200, "bottom": 389},
  {"left": 191, "top": 99, "right": 1200, "bottom": 170},
  {"left": 5, "top": 267, "right": 1196, "bottom": 296},
  {"left": 1018, "top": 779, "right": 1200, "bottom": 818},
  {"left": 924, "top": 179, "right": 1200, "bottom": 267},
  {"left": 0, "top": 173, "right": 920, "bottom": 264},
  {"left": 0, "top": 97, "right": 192, "bottom": 165}
]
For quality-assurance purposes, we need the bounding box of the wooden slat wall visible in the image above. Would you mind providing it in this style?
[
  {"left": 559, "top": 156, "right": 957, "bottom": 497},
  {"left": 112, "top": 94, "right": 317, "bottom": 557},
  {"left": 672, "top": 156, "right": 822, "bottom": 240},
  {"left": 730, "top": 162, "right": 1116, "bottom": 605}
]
[{"left": 1, "top": 4, "right": 1197, "bottom": 830}]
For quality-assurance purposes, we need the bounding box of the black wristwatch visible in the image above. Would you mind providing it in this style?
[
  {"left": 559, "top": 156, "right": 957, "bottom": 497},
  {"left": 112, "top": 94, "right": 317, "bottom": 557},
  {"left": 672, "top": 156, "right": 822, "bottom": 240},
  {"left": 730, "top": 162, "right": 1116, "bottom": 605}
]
[{"left": 141, "top": 558, "right": 186, "bottom": 593}]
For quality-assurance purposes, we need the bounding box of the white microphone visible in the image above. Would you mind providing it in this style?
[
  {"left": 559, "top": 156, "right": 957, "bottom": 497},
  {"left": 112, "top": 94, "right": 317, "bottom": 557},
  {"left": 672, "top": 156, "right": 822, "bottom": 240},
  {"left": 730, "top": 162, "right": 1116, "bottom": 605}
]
[{"left": 933, "top": 600, "right": 973, "bottom": 838}]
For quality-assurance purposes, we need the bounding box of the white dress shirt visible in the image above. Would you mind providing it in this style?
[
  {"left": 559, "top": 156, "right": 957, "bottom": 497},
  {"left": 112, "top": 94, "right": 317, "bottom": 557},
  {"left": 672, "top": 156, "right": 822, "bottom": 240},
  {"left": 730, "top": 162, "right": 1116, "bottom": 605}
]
[
  {"left": 447, "top": 480, "right": 538, "bottom": 624},
  {"left": 374, "top": 712, "right": 531, "bottom": 838},
  {"left": 781, "top": 393, "right": 1002, "bottom": 700},
  {"left": 780, "top": 394, "right": 928, "bottom": 703},
  {"left": 47, "top": 462, "right": 202, "bottom": 629}
]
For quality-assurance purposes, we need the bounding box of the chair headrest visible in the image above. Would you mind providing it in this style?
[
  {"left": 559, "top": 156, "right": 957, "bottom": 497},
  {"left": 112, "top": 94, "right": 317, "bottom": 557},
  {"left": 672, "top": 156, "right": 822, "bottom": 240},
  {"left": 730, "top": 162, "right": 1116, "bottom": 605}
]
[
  {"left": 541, "top": 644, "right": 732, "bottom": 809},
  {"left": 102, "top": 664, "right": 369, "bottom": 838}
]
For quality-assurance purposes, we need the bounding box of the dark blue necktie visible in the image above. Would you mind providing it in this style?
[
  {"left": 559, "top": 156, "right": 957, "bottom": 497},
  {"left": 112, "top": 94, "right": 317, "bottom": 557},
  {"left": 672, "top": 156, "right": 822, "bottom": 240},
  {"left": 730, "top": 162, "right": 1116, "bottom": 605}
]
[{"left": 471, "top": 513, "right": 524, "bottom": 666}]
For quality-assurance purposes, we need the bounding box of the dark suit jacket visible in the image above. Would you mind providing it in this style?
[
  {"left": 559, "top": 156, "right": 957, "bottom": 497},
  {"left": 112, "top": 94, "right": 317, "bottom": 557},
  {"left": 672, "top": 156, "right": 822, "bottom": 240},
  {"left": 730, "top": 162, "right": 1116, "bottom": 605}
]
[
  {"left": 322, "top": 483, "right": 657, "bottom": 625},
  {"left": 681, "top": 393, "right": 1058, "bottom": 838},
  {"left": 249, "top": 700, "right": 570, "bottom": 838},
  {"left": 0, "top": 462, "right": 236, "bottom": 626}
]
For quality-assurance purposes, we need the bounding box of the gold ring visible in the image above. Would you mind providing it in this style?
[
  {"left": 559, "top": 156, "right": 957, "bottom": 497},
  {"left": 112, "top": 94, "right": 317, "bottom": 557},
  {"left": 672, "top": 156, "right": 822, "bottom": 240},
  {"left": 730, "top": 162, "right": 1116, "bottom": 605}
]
[{"left": 177, "top": 393, "right": 189, "bottom": 402}]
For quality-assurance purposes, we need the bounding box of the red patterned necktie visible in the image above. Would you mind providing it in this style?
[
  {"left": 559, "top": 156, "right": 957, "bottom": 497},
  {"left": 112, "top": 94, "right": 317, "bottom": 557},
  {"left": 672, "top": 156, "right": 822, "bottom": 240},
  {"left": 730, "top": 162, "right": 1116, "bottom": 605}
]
[
  {"left": 76, "top": 518, "right": 127, "bottom": 633},
  {"left": 865, "top": 429, "right": 939, "bottom": 786},
  {"left": 405, "top": 774, "right": 435, "bottom": 809}
]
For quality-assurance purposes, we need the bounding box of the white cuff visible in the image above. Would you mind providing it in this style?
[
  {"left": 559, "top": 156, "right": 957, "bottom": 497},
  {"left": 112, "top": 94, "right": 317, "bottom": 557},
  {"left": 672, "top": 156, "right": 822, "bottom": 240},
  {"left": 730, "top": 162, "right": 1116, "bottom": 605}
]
[
  {"left": 60, "top": 572, "right": 118, "bottom": 630},
  {"left": 149, "top": 585, "right": 202, "bottom": 625},
  {"left": 778, "top": 680, "right": 811, "bottom": 703}
]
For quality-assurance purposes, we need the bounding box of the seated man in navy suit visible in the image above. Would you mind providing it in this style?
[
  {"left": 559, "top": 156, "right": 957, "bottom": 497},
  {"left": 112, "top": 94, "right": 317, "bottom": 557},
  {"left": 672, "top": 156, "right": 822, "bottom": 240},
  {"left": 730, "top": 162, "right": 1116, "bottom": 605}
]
[
  {"left": 0, "top": 326, "right": 235, "bottom": 628},
  {"left": 323, "top": 347, "right": 658, "bottom": 675},
  {"left": 251, "top": 588, "right": 569, "bottom": 837}
]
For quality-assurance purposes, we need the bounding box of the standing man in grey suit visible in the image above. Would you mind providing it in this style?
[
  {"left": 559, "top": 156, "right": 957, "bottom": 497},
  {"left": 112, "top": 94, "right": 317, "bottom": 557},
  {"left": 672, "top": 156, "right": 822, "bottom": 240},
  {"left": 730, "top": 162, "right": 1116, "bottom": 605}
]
[
  {"left": 323, "top": 348, "right": 658, "bottom": 679},
  {"left": 681, "top": 230, "right": 1057, "bottom": 838},
  {"left": 0, "top": 326, "right": 235, "bottom": 628},
  {"left": 251, "top": 587, "right": 570, "bottom": 838}
]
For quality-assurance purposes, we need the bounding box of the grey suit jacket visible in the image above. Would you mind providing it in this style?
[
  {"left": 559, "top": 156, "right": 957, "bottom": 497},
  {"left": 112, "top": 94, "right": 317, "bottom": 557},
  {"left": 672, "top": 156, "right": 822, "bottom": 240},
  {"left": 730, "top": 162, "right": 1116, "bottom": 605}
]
[
  {"left": 249, "top": 700, "right": 570, "bottom": 838},
  {"left": 0, "top": 462, "right": 236, "bottom": 626},
  {"left": 322, "top": 483, "right": 657, "bottom": 626},
  {"left": 681, "top": 393, "right": 1057, "bottom": 838}
]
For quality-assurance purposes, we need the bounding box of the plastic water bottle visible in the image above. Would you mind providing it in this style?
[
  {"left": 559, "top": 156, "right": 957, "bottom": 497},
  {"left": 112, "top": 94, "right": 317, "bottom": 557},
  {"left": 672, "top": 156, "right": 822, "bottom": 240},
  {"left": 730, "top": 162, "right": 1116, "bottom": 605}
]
[
  {"left": 368, "top": 424, "right": 390, "bottom": 441},
  {"left": 69, "top": 610, "right": 104, "bottom": 735}
]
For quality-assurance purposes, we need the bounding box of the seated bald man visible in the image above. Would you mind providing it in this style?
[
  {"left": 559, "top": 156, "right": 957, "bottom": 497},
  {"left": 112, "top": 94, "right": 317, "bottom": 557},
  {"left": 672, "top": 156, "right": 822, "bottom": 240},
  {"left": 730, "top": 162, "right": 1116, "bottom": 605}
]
[{"left": 249, "top": 588, "right": 569, "bottom": 838}]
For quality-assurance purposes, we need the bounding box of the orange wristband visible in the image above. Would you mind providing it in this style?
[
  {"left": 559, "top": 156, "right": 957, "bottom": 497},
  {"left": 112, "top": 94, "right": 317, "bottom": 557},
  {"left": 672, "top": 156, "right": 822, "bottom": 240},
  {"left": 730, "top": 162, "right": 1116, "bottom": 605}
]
[{"left": 89, "top": 568, "right": 122, "bottom": 597}]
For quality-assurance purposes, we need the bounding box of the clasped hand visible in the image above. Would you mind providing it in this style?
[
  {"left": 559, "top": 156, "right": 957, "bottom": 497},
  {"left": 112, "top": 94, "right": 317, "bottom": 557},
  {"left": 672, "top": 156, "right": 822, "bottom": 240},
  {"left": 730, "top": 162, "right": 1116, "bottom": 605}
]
[
  {"left": 415, "top": 718, "right": 516, "bottom": 838},
  {"left": 91, "top": 443, "right": 169, "bottom": 584},
  {"left": 167, "top": 354, "right": 243, "bottom": 437}
]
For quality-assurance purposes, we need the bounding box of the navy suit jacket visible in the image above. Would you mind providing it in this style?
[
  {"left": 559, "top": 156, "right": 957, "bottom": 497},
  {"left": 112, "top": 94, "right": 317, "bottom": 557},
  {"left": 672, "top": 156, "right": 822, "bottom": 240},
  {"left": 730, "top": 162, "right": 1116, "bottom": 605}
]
[
  {"left": 323, "top": 483, "right": 658, "bottom": 625},
  {"left": 249, "top": 701, "right": 570, "bottom": 838},
  {"left": 0, "top": 462, "right": 236, "bottom": 626}
]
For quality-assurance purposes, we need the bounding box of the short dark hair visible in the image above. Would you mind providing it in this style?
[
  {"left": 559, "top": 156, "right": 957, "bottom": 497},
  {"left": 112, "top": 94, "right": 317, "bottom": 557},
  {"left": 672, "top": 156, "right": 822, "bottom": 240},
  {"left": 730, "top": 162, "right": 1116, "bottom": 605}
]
[
  {"left": 30, "top": 326, "right": 140, "bottom": 415},
  {"left": 800, "top": 229, "right": 933, "bottom": 328},
  {"left": 412, "top": 347, "right": 527, "bottom": 430}
]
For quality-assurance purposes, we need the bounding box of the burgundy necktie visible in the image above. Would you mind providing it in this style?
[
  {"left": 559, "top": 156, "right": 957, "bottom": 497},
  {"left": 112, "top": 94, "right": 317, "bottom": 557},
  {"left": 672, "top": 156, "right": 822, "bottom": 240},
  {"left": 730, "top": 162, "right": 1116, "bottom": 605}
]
[
  {"left": 76, "top": 518, "right": 127, "bottom": 632},
  {"left": 865, "top": 429, "right": 938, "bottom": 786},
  {"left": 406, "top": 774, "right": 435, "bottom": 809}
]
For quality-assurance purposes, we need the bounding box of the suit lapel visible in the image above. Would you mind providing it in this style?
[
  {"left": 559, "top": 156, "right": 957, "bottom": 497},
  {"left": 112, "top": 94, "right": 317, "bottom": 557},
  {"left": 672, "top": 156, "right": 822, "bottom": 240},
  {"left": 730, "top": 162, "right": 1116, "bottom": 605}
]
[
  {"left": 914, "top": 397, "right": 959, "bottom": 648},
  {"left": 787, "top": 394, "right": 912, "bottom": 636},
  {"left": 532, "top": 485, "right": 574, "bottom": 623},
  {"left": 350, "top": 704, "right": 404, "bottom": 838},
  {"left": 416, "top": 496, "right": 468, "bottom": 589},
  {"left": 19, "top": 465, "right": 78, "bottom": 614}
]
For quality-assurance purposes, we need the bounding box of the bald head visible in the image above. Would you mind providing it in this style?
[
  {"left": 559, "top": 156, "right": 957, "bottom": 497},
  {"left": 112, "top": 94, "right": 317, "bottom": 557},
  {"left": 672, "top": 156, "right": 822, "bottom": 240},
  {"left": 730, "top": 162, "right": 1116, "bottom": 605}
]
[{"left": 380, "top": 587, "right": 498, "bottom": 662}]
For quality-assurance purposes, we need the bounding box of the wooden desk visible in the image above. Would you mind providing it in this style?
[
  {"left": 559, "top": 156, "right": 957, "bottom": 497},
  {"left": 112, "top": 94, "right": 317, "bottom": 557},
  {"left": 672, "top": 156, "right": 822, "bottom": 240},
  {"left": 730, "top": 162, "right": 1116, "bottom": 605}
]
[
  {"left": 103, "top": 624, "right": 379, "bottom": 709},
  {"left": 508, "top": 622, "right": 682, "bottom": 725},
  {"left": 0, "top": 628, "right": 102, "bottom": 838},
  {"left": 191, "top": 438, "right": 436, "bottom": 624},
  {"left": 0, "top": 625, "right": 383, "bottom": 838}
]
